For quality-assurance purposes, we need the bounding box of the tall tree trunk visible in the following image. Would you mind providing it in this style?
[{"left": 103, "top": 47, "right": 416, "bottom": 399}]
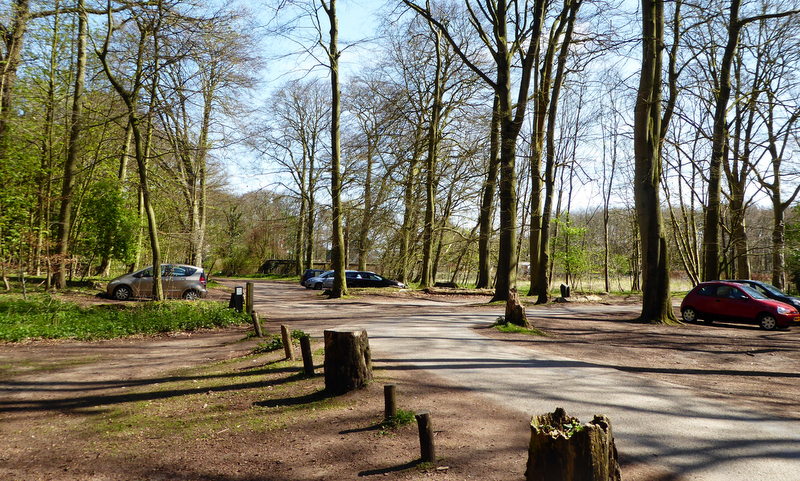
[
  {"left": 53, "top": 0, "right": 87, "bottom": 289},
  {"left": 476, "top": 95, "right": 500, "bottom": 289},
  {"left": 420, "top": 24, "right": 443, "bottom": 288},
  {"left": 634, "top": 0, "right": 677, "bottom": 323},
  {"left": 323, "top": 0, "right": 347, "bottom": 298},
  {"left": 357, "top": 140, "right": 373, "bottom": 271},
  {"left": 527, "top": 1, "right": 559, "bottom": 297},
  {"left": 534, "top": 0, "right": 581, "bottom": 304},
  {"left": 703, "top": 0, "right": 742, "bottom": 281}
]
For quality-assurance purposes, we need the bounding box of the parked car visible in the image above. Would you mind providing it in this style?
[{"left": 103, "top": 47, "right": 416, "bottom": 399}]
[
  {"left": 680, "top": 280, "right": 799, "bottom": 330},
  {"left": 731, "top": 279, "right": 800, "bottom": 309},
  {"left": 300, "top": 268, "right": 325, "bottom": 286},
  {"left": 305, "top": 270, "right": 333, "bottom": 289},
  {"left": 322, "top": 270, "right": 405, "bottom": 289},
  {"left": 106, "top": 264, "right": 208, "bottom": 300}
]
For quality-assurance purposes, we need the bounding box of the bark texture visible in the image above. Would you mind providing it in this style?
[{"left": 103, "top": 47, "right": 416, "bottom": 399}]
[
  {"left": 525, "top": 408, "right": 621, "bottom": 481},
  {"left": 323, "top": 328, "right": 372, "bottom": 395}
]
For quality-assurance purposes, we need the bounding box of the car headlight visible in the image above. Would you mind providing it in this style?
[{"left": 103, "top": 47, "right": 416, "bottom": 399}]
[
  {"left": 777, "top": 306, "right": 794, "bottom": 314},
  {"left": 792, "top": 299, "right": 800, "bottom": 308}
]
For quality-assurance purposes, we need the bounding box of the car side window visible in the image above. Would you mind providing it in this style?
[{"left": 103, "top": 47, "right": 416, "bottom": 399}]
[
  {"left": 697, "top": 285, "right": 714, "bottom": 296},
  {"left": 729, "top": 287, "right": 748, "bottom": 300},
  {"left": 715, "top": 286, "right": 731, "bottom": 298},
  {"left": 170, "top": 266, "right": 188, "bottom": 277},
  {"left": 140, "top": 268, "right": 153, "bottom": 278}
]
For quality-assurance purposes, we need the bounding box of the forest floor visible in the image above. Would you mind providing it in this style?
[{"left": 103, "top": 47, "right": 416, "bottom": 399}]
[{"left": 1, "top": 282, "right": 798, "bottom": 481}]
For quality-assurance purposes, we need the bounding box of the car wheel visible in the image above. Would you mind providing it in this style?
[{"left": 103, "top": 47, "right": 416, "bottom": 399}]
[
  {"left": 182, "top": 290, "right": 200, "bottom": 301},
  {"left": 314, "top": 282, "right": 323, "bottom": 290},
  {"left": 113, "top": 286, "right": 132, "bottom": 301},
  {"left": 681, "top": 307, "right": 697, "bottom": 323},
  {"left": 759, "top": 314, "right": 778, "bottom": 330}
]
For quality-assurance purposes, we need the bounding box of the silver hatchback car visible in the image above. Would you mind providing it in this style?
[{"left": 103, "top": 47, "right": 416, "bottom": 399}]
[{"left": 106, "top": 264, "right": 208, "bottom": 300}]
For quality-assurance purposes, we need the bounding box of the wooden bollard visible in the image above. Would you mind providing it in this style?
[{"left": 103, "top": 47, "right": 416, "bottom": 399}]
[
  {"left": 245, "top": 282, "right": 254, "bottom": 314},
  {"left": 384, "top": 384, "right": 397, "bottom": 420},
  {"left": 251, "top": 311, "right": 264, "bottom": 338},
  {"left": 300, "top": 336, "right": 314, "bottom": 375},
  {"left": 415, "top": 411, "right": 435, "bottom": 463},
  {"left": 280, "top": 324, "right": 294, "bottom": 360}
]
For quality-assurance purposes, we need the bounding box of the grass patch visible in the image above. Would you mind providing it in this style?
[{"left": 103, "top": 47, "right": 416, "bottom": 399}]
[
  {"left": 251, "top": 330, "right": 309, "bottom": 354},
  {"left": 380, "top": 409, "right": 416, "bottom": 430},
  {"left": 0, "top": 295, "right": 251, "bottom": 342},
  {"left": 492, "top": 316, "right": 546, "bottom": 336}
]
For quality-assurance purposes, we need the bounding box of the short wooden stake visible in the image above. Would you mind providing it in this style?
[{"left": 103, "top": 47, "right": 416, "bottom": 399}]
[
  {"left": 245, "top": 282, "right": 254, "bottom": 314},
  {"left": 384, "top": 384, "right": 397, "bottom": 420},
  {"left": 251, "top": 311, "right": 264, "bottom": 338},
  {"left": 300, "top": 336, "right": 314, "bottom": 375},
  {"left": 415, "top": 411, "right": 435, "bottom": 463},
  {"left": 280, "top": 324, "right": 294, "bottom": 360}
]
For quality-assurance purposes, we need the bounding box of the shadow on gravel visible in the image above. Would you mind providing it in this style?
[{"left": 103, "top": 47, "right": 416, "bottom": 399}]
[
  {"left": 0, "top": 370, "right": 305, "bottom": 414},
  {"left": 253, "top": 388, "right": 331, "bottom": 408},
  {"left": 357, "top": 459, "right": 422, "bottom": 477}
]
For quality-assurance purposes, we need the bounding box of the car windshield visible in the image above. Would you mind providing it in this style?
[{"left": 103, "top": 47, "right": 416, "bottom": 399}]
[
  {"left": 739, "top": 285, "right": 768, "bottom": 300},
  {"left": 757, "top": 282, "right": 785, "bottom": 296}
]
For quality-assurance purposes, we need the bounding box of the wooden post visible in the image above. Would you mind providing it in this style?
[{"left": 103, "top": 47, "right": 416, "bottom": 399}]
[
  {"left": 300, "top": 336, "right": 314, "bottom": 375},
  {"left": 384, "top": 384, "right": 397, "bottom": 420},
  {"left": 251, "top": 311, "right": 264, "bottom": 338},
  {"left": 280, "top": 324, "right": 294, "bottom": 360},
  {"left": 415, "top": 411, "right": 435, "bottom": 463},
  {"left": 525, "top": 407, "right": 621, "bottom": 481},
  {"left": 245, "top": 282, "right": 254, "bottom": 314},
  {"left": 323, "top": 328, "right": 372, "bottom": 395}
]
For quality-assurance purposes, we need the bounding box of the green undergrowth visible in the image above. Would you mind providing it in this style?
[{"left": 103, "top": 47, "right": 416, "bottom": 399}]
[
  {"left": 0, "top": 295, "right": 251, "bottom": 342},
  {"left": 251, "top": 329, "right": 309, "bottom": 353},
  {"left": 380, "top": 409, "right": 416, "bottom": 430}
]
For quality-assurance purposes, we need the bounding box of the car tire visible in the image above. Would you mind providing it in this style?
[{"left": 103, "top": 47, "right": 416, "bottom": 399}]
[
  {"left": 681, "top": 307, "right": 698, "bottom": 323},
  {"left": 182, "top": 290, "right": 200, "bottom": 301},
  {"left": 759, "top": 314, "right": 778, "bottom": 330},
  {"left": 113, "top": 286, "right": 132, "bottom": 301},
  {"left": 314, "top": 282, "right": 323, "bottom": 290}
]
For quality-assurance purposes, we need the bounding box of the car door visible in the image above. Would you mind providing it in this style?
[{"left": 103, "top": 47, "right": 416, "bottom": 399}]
[
  {"left": 713, "top": 285, "right": 757, "bottom": 321},
  {"left": 345, "top": 271, "right": 361, "bottom": 287},
  {"left": 130, "top": 267, "right": 154, "bottom": 297}
]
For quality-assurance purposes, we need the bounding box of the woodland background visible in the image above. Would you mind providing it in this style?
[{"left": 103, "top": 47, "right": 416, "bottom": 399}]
[{"left": 2, "top": 0, "right": 800, "bottom": 301}]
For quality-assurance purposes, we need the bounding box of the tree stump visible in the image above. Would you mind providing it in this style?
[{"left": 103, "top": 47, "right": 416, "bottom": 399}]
[
  {"left": 525, "top": 407, "right": 621, "bottom": 481},
  {"left": 323, "top": 328, "right": 373, "bottom": 395},
  {"left": 506, "top": 288, "right": 531, "bottom": 328}
]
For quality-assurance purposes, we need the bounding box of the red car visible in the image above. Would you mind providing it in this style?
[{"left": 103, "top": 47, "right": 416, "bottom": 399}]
[{"left": 680, "top": 281, "right": 800, "bottom": 330}]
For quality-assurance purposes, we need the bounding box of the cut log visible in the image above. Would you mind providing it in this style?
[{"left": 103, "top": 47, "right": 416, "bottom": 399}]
[
  {"left": 525, "top": 407, "right": 621, "bottom": 481},
  {"left": 505, "top": 287, "right": 531, "bottom": 328},
  {"left": 323, "top": 328, "right": 373, "bottom": 395}
]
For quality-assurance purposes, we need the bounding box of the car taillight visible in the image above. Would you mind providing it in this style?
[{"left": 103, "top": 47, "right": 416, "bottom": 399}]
[{"left": 200, "top": 272, "right": 207, "bottom": 287}]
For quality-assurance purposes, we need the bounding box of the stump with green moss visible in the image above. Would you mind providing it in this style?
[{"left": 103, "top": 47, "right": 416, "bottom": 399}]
[{"left": 525, "top": 407, "right": 621, "bottom": 481}]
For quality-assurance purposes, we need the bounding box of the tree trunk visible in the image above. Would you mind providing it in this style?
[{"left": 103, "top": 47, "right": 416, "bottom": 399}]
[
  {"left": 535, "top": 0, "right": 581, "bottom": 304},
  {"left": 703, "top": 0, "right": 742, "bottom": 281},
  {"left": 53, "top": 0, "right": 87, "bottom": 289},
  {"left": 420, "top": 24, "right": 443, "bottom": 289},
  {"left": 525, "top": 408, "right": 621, "bottom": 481},
  {"left": 476, "top": 95, "right": 500, "bottom": 289},
  {"left": 634, "top": 0, "right": 676, "bottom": 323},
  {"left": 323, "top": 0, "right": 347, "bottom": 298},
  {"left": 323, "top": 328, "right": 372, "bottom": 395}
]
